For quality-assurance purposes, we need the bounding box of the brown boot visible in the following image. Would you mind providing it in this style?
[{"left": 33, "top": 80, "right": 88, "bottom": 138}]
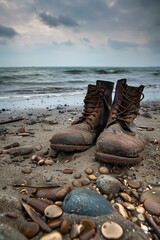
[
  {"left": 95, "top": 79, "right": 145, "bottom": 165},
  {"left": 50, "top": 80, "right": 114, "bottom": 152}
]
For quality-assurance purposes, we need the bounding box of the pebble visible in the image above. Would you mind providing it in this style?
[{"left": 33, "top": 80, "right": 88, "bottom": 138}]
[
  {"left": 44, "top": 204, "right": 63, "bottom": 218},
  {"left": 143, "top": 198, "right": 160, "bottom": 216},
  {"left": 80, "top": 178, "right": 90, "bottom": 186},
  {"left": 114, "top": 203, "right": 129, "bottom": 219},
  {"left": 128, "top": 180, "right": 141, "bottom": 189},
  {"left": 60, "top": 220, "right": 70, "bottom": 235},
  {"left": 72, "top": 180, "right": 82, "bottom": 187},
  {"left": 119, "top": 192, "right": 132, "bottom": 202},
  {"left": 0, "top": 224, "right": 27, "bottom": 240},
  {"left": 48, "top": 219, "right": 62, "bottom": 229},
  {"left": 70, "top": 223, "right": 85, "bottom": 239},
  {"left": 96, "top": 175, "right": 122, "bottom": 195},
  {"left": 101, "top": 221, "right": 123, "bottom": 239},
  {"left": 19, "top": 222, "right": 40, "bottom": 238},
  {"left": 122, "top": 202, "right": 135, "bottom": 211},
  {"left": 12, "top": 178, "right": 28, "bottom": 187},
  {"left": 63, "top": 188, "right": 113, "bottom": 216},
  {"left": 44, "top": 159, "right": 54, "bottom": 166},
  {"left": 21, "top": 167, "right": 32, "bottom": 174},
  {"left": 39, "top": 230, "right": 63, "bottom": 240},
  {"left": 87, "top": 174, "right": 97, "bottom": 181},
  {"left": 99, "top": 166, "right": 109, "bottom": 174},
  {"left": 85, "top": 167, "right": 94, "bottom": 175},
  {"left": 140, "top": 187, "right": 160, "bottom": 204},
  {"left": 62, "top": 168, "right": 73, "bottom": 174},
  {"left": 74, "top": 172, "right": 81, "bottom": 179},
  {"left": 17, "top": 127, "right": 26, "bottom": 133}
]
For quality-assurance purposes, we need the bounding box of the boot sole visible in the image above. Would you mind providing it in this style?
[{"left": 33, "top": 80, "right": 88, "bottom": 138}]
[
  {"left": 95, "top": 152, "right": 143, "bottom": 165},
  {"left": 50, "top": 143, "right": 91, "bottom": 152}
]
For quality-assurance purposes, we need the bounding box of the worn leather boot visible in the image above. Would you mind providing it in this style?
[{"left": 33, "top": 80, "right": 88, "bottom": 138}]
[
  {"left": 95, "top": 79, "right": 145, "bottom": 165},
  {"left": 50, "top": 80, "right": 114, "bottom": 152}
]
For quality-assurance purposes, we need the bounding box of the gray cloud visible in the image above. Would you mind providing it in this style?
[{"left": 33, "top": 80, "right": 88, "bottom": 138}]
[
  {"left": 52, "top": 40, "right": 75, "bottom": 47},
  {"left": 0, "top": 24, "right": 18, "bottom": 38},
  {"left": 39, "top": 12, "right": 79, "bottom": 28},
  {"left": 108, "top": 39, "right": 139, "bottom": 50}
]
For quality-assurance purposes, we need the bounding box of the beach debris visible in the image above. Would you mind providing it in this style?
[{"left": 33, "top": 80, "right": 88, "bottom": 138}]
[
  {"left": 33, "top": 186, "right": 72, "bottom": 201},
  {"left": 0, "top": 117, "right": 25, "bottom": 125},
  {"left": 101, "top": 221, "right": 123, "bottom": 239},
  {"left": 39, "top": 230, "right": 63, "bottom": 240},
  {"left": 19, "top": 222, "right": 40, "bottom": 239},
  {"left": 21, "top": 202, "right": 51, "bottom": 233},
  {"left": 62, "top": 188, "right": 113, "bottom": 216},
  {"left": 22, "top": 197, "right": 51, "bottom": 215},
  {"left": 96, "top": 175, "right": 122, "bottom": 195},
  {"left": 44, "top": 204, "right": 63, "bottom": 218},
  {"left": 8, "top": 145, "right": 33, "bottom": 156}
]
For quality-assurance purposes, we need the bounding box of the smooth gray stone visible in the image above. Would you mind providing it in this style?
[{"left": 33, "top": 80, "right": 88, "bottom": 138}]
[
  {"left": 96, "top": 175, "right": 122, "bottom": 195},
  {"left": 63, "top": 188, "right": 113, "bottom": 216}
]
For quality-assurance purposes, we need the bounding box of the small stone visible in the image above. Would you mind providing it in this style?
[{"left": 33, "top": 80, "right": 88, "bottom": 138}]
[
  {"left": 72, "top": 180, "right": 82, "bottom": 187},
  {"left": 0, "top": 224, "right": 27, "bottom": 240},
  {"left": 96, "top": 175, "right": 122, "bottom": 195},
  {"left": 136, "top": 206, "right": 145, "bottom": 214},
  {"left": 21, "top": 167, "right": 32, "bottom": 174},
  {"left": 122, "top": 202, "right": 135, "bottom": 211},
  {"left": 87, "top": 174, "right": 97, "bottom": 181},
  {"left": 101, "top": 221, "right": 123, "bottom": 239},
  {"left": 114, "top": 203, "right": 129, "bottom": 219},
  {"left": 99, "top": 166, "right": 109, "bottom": 174},
  {"left": 128, "top": 180, "right": 140, "bottom": 189},
  {"left": 140, "top": 187, "right": 160, "bottom": 204},
  {"left": 44, "top": 159, "right": 54, "bottom": 166},
  {"left": 144, "top": 198, "right": 160, "bottom": 216},
  {"left": 140, "top": 112, "right": 152, "bottom": 118},
  {"left": 48, "top": 219, "right": 62, "bottom": 229},
  {"left": 62, "top": 168, "right": 73, "bottom": 174},
  {"left": 39, "top": 230, "right": 63, "bottom": 240},
  {"left": 85, "top": 167, "right": 94, "bottom": 175},
  {"left": 35, "top": 145, "right": 42, "bottom": 151},
  {"left": 17, "top": 127, "right": 26, "bottom": 133},
  {"left": 12, "top": 142, "right": 20, "bottom": 148},
  {"left": 44, "top": 205, "right": 63, "bottom": 218},
  {"left": 119, "top": 192, "right": 132, "bottom": 202},
  {"left": 12, "top": 178, "right": 28, "bottom": 187},
  {"left": 80, "top": 178, "right": 90, "bottom": 186},
  {"left": 70, "top": 223, "right": 85, "bottom": 239},
  {"left": 8, "top": 146, "right": 33, "bottom": 156},
  {"left": 137, "top": 213, "right": 145, "bottom": 221},
  {"left": 60, "top": 220, "right": 70, "bottom": 235},
  {"left": 63, "top": 188, "right": 113, "bottom": 216},
  {"left": 74, "top": 172, "right": 81, "bottom": 179},
  {"left": 19, "top": 222, "right": 40, "bottom": 238}
]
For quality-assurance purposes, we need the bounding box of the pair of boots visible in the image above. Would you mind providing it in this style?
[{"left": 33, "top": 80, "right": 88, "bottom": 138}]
[{"left": 50, "top": 79, "right": 144, "bottom": 165}]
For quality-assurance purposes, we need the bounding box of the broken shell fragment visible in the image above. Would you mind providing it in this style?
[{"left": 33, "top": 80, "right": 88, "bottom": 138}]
[
  {"left": 19, "top": 222, "right": 40, "bottom": 239},
  {"left": 44, "top": 204, "right": 63, "bottom": 218},
  {"left": 39, "top": 230, "right": 63, "bottom": 240},
  {"left": 101, "top": 221, "right": 123, "bottom": 239}
]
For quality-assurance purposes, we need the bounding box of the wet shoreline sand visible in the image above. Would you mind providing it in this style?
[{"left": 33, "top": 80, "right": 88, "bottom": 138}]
[{"left": 0, "top": 99, "right": 160, "bottom": 239}]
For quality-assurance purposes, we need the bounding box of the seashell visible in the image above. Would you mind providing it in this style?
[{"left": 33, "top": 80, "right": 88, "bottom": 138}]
[
  {"left": 101, "top": 221, "right": 123, "bottom": 239},
  {"left": 38, "top": 159, "right": 45, "bottom": 165},
  {"left": 122, "top": 202, "right": 135, "bottom": 211},
  {"left": 70, "top": 223, "right": 85, "bottom": 239},
  {"left": 60, "top": 220, "right": 70, "bottom": 234},
  {"left": 19, "top": 222, "right": 40, "bottom": 239},
  {"left": 31, "top": 155, "right": 38, "bottom": 162},
  {"left": 39, "top": 230, "right": 63, "bottom": 240},
  {"left": 44, "top": 204, "right": 63, "bottom": 218},
  {"left": 119, "top": 192, "right": 132, "bottom": 202},
  {"left": 114, "top": 203, "right": 129, "bottom": 219},
  {"left": 87, "top": 174, "right": 97, "bottom": 181},
  {"left": 48, "top": 219, "right": 62, "bottom": 229},
  {"left": 21, "top": 202, "right": 51, "bottom": 233},
  {"left": 23, "top": 197, "right": 51, "bottom": 215}
]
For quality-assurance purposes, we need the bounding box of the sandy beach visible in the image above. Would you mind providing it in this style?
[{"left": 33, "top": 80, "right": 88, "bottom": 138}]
[{"left": 0, "top": 99, "right": 160, "bottom": 240}]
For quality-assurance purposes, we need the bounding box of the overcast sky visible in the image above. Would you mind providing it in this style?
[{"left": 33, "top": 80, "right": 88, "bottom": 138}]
[{"left": 0, "top": 0, "right": 160, "bottom": 67}]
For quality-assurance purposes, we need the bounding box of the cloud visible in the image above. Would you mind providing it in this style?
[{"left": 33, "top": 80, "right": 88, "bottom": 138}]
[
  {"left": 52, "top": 40, "right": 75, "bottom": 47},
  {"left": 39, "top": 12, "right": 79, "bottom": 28},
  {"left": 0, "top": 24, "right": 18, "bottom": 38},
  {"left": 108, "top": 39, "right": 139, "bottom": 50}
]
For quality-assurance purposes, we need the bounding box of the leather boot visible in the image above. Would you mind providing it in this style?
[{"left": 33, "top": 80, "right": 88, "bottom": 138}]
[
  {"left": 95, "top": 79, "right": 145, "bottom": 165},
  {"left": 50, "top": 80, "right": 114, "bottom": 152}
]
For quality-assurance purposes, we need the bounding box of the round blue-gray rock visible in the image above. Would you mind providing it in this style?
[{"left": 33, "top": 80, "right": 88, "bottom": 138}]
[{"left": 62, "top": 188, "right": 113, "bottom": 216}]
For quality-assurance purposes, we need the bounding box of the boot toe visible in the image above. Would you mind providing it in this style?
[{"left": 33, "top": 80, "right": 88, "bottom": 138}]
[{"left": 96, "top": 124, "right": 144, "bottom": 164}]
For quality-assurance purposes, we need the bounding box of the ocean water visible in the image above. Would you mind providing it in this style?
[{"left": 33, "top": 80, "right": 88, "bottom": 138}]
[{"left": 0, "top": 66, "right": 160, "bottom": 110}]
